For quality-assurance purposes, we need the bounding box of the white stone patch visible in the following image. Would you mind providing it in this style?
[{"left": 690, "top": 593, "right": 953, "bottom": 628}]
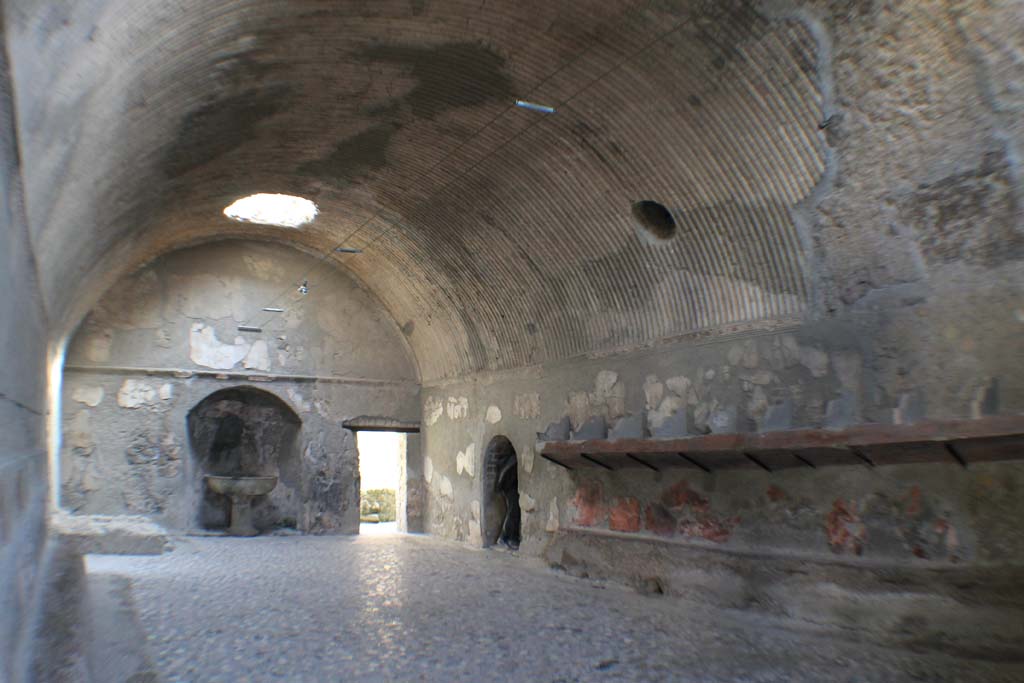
[
  {"left": 485, "top": 405, "right": 502, "bottom": 424},
  {"left": 189, "top": 323, "right": 250, "bottom": 369},
  {"left": 423, "top": 396, "right": 444, "bottom": 426},
  {"left": 243, "top": 340, "right": 271, "bottom": 372},
  {"left": 439, "top": 475, "right": 454, "bottom": 499},
  {"left": 747, "top": 385, "right": 769, "bottom": 421},
  {"left": 456, "top": 443, "right": 476, "bottom": 478},
  {"left": 519, "top": 492, "right": 537, "bottom": 513},
  {"left": 117, "top": 379, "right": 158, "bottom": 409},
  {"left": 471, "top": 500, "right": 481, "bottom": 521},
  {"left": 71, "top": 386, "right": 104, "bottom": 407},
  {"left": 643, "top": 375, "right": 664, "bottom": 410},
  {"left": 521, "top": 444, "right": 535, "bottom": 474},
  {"left": 424, "top": 456, "right": 434, "bottom": 484},
  {"left": 739, "top": 369, "right": 775, "bottom": 387},
  {"left": 667, "top": 375, "right": 697, "bottom": 405},
  {"left": 567, "top": 370, "right": 628, "bottom": 429},
  {"left": 546, "top": 498, "right": 560, "bottom": 532},
  {"left": 445, "top": 396, "right": 469, "bottom": 420},
  {"left": 649, "top": 394, "right": 685, "bottom": 429},
  {"left": 513, "top": 393, "right": 540, "bottom": 419},
  {"left": 286, "top": 388, "right": 311, "bottom": 413},
  {"left": 159, "top": 383, "right": 173, "bottom": 401},
  {"left": 595, "top": 370, "right": 619, "bottom": 396}
]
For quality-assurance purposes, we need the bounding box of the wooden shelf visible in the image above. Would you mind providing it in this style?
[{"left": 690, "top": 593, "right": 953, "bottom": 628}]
[{"left": 539, "top": 416, "right": 1024, "bottom": 472}]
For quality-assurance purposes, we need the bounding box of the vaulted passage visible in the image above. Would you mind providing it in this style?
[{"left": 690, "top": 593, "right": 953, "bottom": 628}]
[{"left": 3, "top": 1, "right": 1024, "bottom": 681}]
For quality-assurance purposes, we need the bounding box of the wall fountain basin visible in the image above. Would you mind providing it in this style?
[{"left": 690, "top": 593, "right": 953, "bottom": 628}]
[{"left": 205, "top": 476, "right": 278, "bottom": 536}]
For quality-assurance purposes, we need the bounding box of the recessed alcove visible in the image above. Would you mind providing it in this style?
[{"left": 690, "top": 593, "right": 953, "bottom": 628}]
[
  {"left": 482, "top": 435, "right": 520, "bottom": 548},
  {"left": 188, "top": 386, "right": 302, "bottom": 532}
]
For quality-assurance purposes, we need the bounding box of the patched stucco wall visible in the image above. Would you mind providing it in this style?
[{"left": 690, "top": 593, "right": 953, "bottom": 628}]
[{"left": 60, "top": 241, "right": 420, "bottom": 532}]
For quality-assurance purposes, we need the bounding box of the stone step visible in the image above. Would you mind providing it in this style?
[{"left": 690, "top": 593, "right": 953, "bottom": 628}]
[{"left": 51, "top": 512, "right": 170, "bottom": 556}]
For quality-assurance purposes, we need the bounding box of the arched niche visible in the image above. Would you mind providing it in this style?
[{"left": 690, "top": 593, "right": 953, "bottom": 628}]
[
  {"left": 187, "top": 386, "right": 302, "bottom": 532},
  {"left": 482, "top": 435, "right": 520, "bottom": 548}
]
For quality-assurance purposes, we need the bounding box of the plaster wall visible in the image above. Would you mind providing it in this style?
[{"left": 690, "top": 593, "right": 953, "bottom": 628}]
[
  {"left": 60, "top": 241, "right": 420, "bottom": 532},
  {"left": 0, "top": 13, "right": 50, "bottom": 681}
]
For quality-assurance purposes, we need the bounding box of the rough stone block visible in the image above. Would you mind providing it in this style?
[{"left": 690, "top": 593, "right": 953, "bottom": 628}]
[
  {"left": 708, "top": 407, "right": 737, "bottom": 433},
  {"left": 825, "top": 391, "right": 858, "bottom": 429},
  {"left": 761, "top": 399, "right": 793, "bottom": 431},
  {"left": 651, "top": 411, "right": 687, "bottom": 438},
  {"left": 537, "top": 416, "right": 571, "bottom": 442},
  {"left": 893, "top": 392, "right": 926, "bottom": 425},
  {"left": 571, "top": 415, "right": 607, "bottom": 441},
  {"left": 609, "top": 414, "right": 645, "bottom": 440}
]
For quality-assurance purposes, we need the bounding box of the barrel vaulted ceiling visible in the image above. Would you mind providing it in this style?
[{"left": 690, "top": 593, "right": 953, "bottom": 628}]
[{"left": 7, "top": 0, "right": 827, "bottom": 380}]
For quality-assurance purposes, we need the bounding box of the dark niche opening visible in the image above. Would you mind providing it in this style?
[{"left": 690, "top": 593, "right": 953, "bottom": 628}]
[
  {"left": 483, "top": 435, "right": 520, "bottom": 548},
  {"left": 187, "top": 386, "right": 302, "bottom": 532},
  {"left": 631, "top": 200, "right": 677, "bottom": 240}
]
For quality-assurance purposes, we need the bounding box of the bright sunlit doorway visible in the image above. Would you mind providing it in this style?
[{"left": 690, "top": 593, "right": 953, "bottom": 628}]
[{"left": 356, "top": 431, "right": 406, "bottom": 535}]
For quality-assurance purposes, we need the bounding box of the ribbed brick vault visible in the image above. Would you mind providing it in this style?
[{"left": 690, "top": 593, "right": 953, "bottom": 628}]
[{"left": 9, "top": 0, "right": 827, "bottom": 381}]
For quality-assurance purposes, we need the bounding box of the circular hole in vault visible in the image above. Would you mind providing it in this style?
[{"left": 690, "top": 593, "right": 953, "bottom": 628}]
[
  {"left": 223, "top": 193, "right": 318, "bottom": 228},
  {"left": 631, "top": 200, "right": 676, "bottom": 240}
]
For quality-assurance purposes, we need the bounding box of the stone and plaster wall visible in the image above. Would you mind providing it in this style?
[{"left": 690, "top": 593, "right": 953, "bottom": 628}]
[
  {"left": 415, "top": 0, "right": 1024, "bottom": 631},
  {"left": 60, "top": 240, "right": 419, "bottom": 533},
  {"left": 0, "top": 13, "right": 51, "bottom": 681},
  {"left": 422, "top": 328, "right": 1023, "bottom": 560}
]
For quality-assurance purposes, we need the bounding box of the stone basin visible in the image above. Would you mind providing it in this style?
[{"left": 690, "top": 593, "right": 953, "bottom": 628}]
[{"left": 205, "top": 475, "right": 278, "bottom": 536}]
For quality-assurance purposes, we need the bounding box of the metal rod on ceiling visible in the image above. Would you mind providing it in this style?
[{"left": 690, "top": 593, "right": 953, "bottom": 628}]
[{"left": 514, "top": 99, "right": 556, "bottom": 114}]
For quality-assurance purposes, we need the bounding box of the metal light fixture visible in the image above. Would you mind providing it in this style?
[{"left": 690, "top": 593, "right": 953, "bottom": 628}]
[{"left": 298, "top": 280, "right": 309, "bottom": 295}]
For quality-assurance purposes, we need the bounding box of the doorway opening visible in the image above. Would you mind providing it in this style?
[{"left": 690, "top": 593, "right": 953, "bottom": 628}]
[
  {"left": 356, "top": 431, "right": 405, "bottom": 535},
  {"left": 483, "top": 435, "right": 520, "bottom": 548}
]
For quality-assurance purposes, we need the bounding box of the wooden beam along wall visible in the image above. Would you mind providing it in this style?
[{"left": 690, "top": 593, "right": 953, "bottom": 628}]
[{"left": 538, "top": 416, "right": 1024, "bottom": 472}]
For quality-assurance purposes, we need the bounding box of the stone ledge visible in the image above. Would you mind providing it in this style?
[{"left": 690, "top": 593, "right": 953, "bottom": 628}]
[{"left": 51, "top": 512, "right": 170, "bottom": 556}]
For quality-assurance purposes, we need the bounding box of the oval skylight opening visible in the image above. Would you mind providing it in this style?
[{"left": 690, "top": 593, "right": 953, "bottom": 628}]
[{"left": 224, "top": 193, "right": 318, "bottom": 228}]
